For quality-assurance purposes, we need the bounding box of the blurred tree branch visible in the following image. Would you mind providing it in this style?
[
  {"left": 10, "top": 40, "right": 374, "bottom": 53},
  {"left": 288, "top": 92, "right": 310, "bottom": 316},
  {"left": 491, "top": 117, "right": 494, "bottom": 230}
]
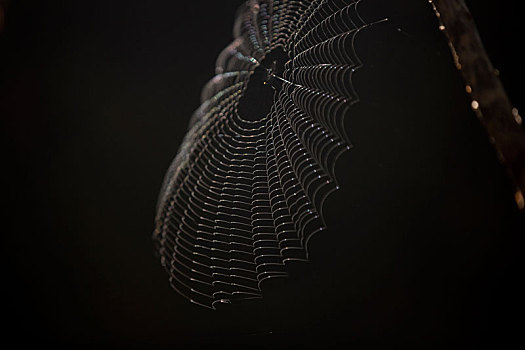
[{"left": 431, "top": 0, "right": 525, "bottom": 212}]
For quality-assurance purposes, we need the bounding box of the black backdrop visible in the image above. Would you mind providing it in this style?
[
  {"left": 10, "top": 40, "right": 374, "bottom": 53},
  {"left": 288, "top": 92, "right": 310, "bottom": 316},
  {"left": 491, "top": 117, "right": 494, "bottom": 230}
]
[{"left": 2, "top": 0, "right": 523, "bottom": 347}]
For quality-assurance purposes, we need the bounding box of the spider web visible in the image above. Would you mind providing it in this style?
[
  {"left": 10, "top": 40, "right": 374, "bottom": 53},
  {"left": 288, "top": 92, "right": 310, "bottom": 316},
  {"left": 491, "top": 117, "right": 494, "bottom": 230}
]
[{"left": 153, "top": 0, "right": 384, "bottom": 309}]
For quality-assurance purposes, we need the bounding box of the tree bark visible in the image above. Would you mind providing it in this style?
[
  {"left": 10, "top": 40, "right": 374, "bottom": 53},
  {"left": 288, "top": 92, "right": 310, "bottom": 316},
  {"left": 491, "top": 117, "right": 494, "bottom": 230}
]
[{"left": 431, "top": 0, "right": 525, "bottom": 212}]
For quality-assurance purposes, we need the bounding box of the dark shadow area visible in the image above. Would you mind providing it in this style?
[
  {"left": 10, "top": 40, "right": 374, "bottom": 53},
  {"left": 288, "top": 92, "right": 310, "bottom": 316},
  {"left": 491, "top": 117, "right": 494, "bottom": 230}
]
[
  {"left": 1, "top": 0, "right": 523, "bottom": 347},
  {"left": 237, "top": 46, "right": 289, "bottom": 121}
]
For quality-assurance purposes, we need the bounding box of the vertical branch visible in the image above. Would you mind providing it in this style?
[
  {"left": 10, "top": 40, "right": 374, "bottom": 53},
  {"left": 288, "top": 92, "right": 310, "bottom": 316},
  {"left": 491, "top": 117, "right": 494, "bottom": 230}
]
[{"left": 430, "top": 0, "right": 525, "bottom": 212}]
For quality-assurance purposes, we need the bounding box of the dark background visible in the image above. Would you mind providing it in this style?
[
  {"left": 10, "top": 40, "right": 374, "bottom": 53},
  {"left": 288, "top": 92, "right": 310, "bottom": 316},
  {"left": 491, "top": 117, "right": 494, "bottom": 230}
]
[{"left": 1, "top": 0, "right": 523, "bottom": 347}]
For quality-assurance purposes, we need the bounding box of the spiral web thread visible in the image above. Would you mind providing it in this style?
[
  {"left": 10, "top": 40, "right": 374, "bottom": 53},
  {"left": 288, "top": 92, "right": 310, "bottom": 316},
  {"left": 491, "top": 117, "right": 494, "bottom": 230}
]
[{"left": 154, "top": 0, "right": 382, "bottom": 309}]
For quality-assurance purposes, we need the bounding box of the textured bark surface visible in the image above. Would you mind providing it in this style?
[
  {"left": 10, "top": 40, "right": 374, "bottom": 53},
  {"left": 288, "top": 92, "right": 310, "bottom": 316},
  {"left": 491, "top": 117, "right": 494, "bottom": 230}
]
[{"left": 431, "top": 0, "right": 525, "bottom": 211}]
